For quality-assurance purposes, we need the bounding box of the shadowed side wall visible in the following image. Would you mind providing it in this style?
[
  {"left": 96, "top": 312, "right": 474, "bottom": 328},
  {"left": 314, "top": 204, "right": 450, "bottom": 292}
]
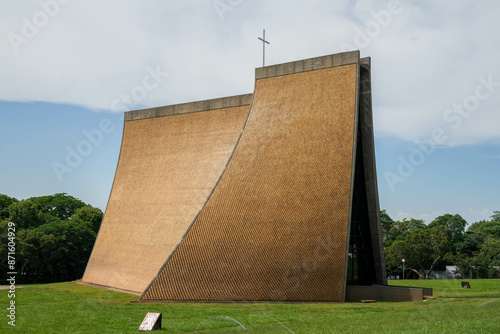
[
  {"left": 142, "top": 61, "right": 359, "bottom": 302},
  {"left": 359, "top": 58, "right": 387, "bottom": 285},
  {"left": 82, "top": 101, "right": 250, "bottom": 294}
]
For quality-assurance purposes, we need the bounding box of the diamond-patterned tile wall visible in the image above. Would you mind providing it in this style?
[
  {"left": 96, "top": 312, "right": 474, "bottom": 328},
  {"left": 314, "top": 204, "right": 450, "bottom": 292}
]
[
  {"left": 82, "top": 104, "right": 250, "bottom": 293},
  {"left": 142, "top": 64, "right": 358, "bottom": 301}
]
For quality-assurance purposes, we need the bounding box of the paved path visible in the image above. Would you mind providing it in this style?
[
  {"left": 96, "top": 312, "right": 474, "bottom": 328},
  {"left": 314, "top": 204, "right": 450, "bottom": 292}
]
[{"left": 0, "top": 285, "right": 23, "bottom": 290}]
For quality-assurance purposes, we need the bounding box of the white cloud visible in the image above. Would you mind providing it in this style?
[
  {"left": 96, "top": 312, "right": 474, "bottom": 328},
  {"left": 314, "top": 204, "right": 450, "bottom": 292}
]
[
  {"left": 468, "top": 208, "right": 491, "bottom": 218},
  {"left": 1, "top": 0, "right": 499, "bottom": 146},
  {"left": 394, "top": 211, "right": 444, "bottom": 224}
]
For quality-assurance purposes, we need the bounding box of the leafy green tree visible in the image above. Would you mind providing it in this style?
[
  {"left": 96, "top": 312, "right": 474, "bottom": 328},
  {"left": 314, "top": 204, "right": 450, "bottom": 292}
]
[
  {"left": 491, "top": 211, "right": 500, "bottom": 222},
  {"left": 459, "top": 218, "right": 500, "bottom": 257},
  {"left": 428, "top": 213, "right": 467, "bottom": 246},
  {"left": 481, "top": 237, "right": 500, "bottom": 265},
  {"left": 380, "top": 211, "right": 426, "bottom": 248},
  {"left": 388, "top": 218, "right": 425, "bottom": 241},
  {"left": 386, "top": 225, "right": 452, "bottom": 279},
  {"left": 381, "top": 214, "right": 426, "bottom": 275},
  {"left": 1, "top": 193, "right": 101, "bottom": 283},
  {"left": 73, "top": 205, "right": 103, "bottom": 233},
  {"left": 37, "top": 220, "right": 96, "bottom": 281},
  {"left": 456, "top": 217, "right": 500, "bottom": 278},
  {"left": 0, "top": 194, "right": 18, "bottom": 220},
  {"left": 29, "top": 193, "right": 86, "bottom": 220},
  {"left": 17, "top": 229, "right": 59, "bottom": 282},
  {"left": 456, "top": 249, "right": 499, "bottom": 279},
  {"left": 467, "top": 219, "right": 500, "bottom": 241},
  {"left": 0, "top": 221, "right": 10, "bottom": 277},
  {"left": 8, "top": 199, "right": 43, "bottom": 229},
  {"left": 380, "top": 209, "right": 394, "bottom": 246}
]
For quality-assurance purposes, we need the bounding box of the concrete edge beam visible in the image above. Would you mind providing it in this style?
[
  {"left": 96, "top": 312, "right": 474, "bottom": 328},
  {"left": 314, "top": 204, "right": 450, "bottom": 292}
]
[
  {"left": 360, "top": 57, "right": 371, "bottom": 66},
  {"left": 255, "top": 51, "right": 360, "bottom": 80},
  {"left": 124, "top": 93, "right": 253, "bottom": 122}
]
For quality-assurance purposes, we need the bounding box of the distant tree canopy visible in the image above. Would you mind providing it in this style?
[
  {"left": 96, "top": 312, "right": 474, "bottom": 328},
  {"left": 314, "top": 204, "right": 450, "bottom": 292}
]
[
  {"left": 0, "top": 194, "right": 18, "bottom": 220},
  {"left": 491, "top": 211, "right": 500, "bottom": 222},
  {"left": 386, "top": 225, "right": 452, "bottom": 279},
  {"left": 8, "top": 199, "right": 43, "bottom": 230},
  {"left": 29, "top": 193, "right": 86, "bottom": 221},
  {"left": 428, "top": 213, "right": 467, "bottom": 246},
  {"left": 1, "top": 192, "right": 497, "bottom": 283},
  {"left": 73, "top": 205, "right": 104, "bottom": 233},
  {"left": 455, "top": 213, "right": 500, "bottom": 279},
  {"left": 382, "top": 210, "right": 500, "bottom": 279},
  {"left": 0, "top": 193, "right": 103, "bottom": 284}
]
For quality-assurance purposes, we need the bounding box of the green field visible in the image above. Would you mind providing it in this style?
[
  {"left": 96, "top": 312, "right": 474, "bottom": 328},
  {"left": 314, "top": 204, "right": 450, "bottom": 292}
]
[{"left": 1, "top": 279, "right": 499, "bottom": 333}]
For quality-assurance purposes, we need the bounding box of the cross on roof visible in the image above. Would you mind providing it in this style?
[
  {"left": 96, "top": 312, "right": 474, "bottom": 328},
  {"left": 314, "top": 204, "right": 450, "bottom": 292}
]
[{"left": 258, "top": 29, "right": 270, "bottom": 67}]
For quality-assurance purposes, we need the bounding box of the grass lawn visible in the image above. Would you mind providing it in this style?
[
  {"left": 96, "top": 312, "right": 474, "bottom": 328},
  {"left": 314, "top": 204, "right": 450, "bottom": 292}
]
[{"left": 1, "top": 279, "right": 499, "bottom": 333}]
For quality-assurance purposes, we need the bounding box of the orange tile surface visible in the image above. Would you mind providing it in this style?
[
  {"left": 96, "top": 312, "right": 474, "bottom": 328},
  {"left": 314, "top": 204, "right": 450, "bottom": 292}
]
[
  {"left": 142, "top": 65, "right": 358, "bottom": 301},
  {"left": 82, "top": 105, "right": 249, "bottom": 293}
]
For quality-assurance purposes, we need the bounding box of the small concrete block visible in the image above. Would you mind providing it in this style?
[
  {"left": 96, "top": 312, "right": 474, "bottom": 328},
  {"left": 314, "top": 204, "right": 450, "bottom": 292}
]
[
  {"left": 275, "top": 64, "right": 286, "bottom": 76},
  {"left": 360, "top": 300, "right": 377, "bottom": 303},
  {"left": 266, "top": 66, "right": 277, "bottom": 78},
  {"left": 360, "top": 57, "right": 371, "bottom": 66},
  {"left": 303, "top": 60, "right": 314, "bottom": 72},
  {"left": 138, "top": 312, "right": 162, "bottom": 332},
  {"left": 332, "top": 53, "right": 342, "bottom": 67},
  {"left": 311, "top": 58, "right": 324, "bottom": 70},
  {"left": 322, "top": 55, "right": 333, "bottom": 68},
  {"left": 200, "top": 100, "right": 212, "bottom": 112},
  {"left": 340, "top": 50, "right": 359, "bottom": 64},
  {"left": 220, "top": 97, "right": 231, "bottom": 108},
  {"left": 285, "top": 62, "right": 295, "bottom": 75},
  {"left": 191, "top": 101, "right": 203, "bottom": 113},
  {"left": 255, "top": 67, "right": 266, "bottom": 80},
  {"left": 171, "top": 104, "right": 180, "bottom": 115},
  {"left": 153, "top": 108, "right": 164, "bottom": 118},
  {"left": 295, "top": 61, "right": 304, "bottom": 73}
]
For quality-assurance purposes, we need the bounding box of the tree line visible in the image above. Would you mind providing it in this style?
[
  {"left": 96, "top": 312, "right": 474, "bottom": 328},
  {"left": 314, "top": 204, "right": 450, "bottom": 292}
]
[
  {"left": 382, "top": 210, "right": 500, "bottom": 279},
  {"left": 0, "top": 193, "right": 103, "bottom": 284},
  {"left": 1, "top": 192, "right": 498, "bottom": 283}
]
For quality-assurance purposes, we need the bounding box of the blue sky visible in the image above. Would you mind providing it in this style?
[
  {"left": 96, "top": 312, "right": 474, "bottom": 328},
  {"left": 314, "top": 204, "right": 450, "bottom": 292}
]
[{"left": 1, "top": 0, "right": 499, "bottom": 225}]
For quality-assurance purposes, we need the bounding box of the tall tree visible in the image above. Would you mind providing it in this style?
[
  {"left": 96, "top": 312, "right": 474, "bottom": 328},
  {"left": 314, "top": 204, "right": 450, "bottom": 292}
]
[
  {"left": 381, "top": 213, "right": 426, "bottom": 275},
  {"left": 1, "top": 193, "right": 102, "bottom": 283},
  {"left": 456, "top": 218, "right": 500, "bottom": 278},
  {"left": 8, "top": 199, "right": 42, "bottom": 229},
  {"left": 490, "top": 211, "right": 500, "bottom": 222},
  {"left": 389, "top": 218, "right": 425, "bottom": 240},
  {"left": 467, "top": 219, "right": 500, "bottom": 240},
  {"left": 0, "top": 194, "right": 18, "bottom": 220},
  {"left": 73, "top": 205, "right": 103, "bottom": 233},
  {"left": 380, "top": 209, "right": 394, "bottom": 246},
  {"left": 29, "top": 193, "right": 86, "bottom": 220},
  {"left": 386, "top": 225, "right": 452, "bottom": 279},
  {"left": 37, "top": 220, "right": 96, "bottom": 281},
  {"left": 428, "top": 213, "right": 467, "bottom": 245},
  {"left": 17, "top": 229, "right": 59, "bottom": 282}
]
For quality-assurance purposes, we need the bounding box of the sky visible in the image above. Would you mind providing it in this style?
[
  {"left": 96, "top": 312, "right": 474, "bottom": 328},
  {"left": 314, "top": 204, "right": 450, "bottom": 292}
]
[{"left": 0, "top": 0, "right": 499, "bottom": 226}]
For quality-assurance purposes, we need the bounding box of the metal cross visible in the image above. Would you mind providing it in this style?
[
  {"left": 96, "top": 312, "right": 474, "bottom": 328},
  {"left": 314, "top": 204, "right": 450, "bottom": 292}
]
[{"left": 258, "top": 29, "right": 270, "bottom": 67}]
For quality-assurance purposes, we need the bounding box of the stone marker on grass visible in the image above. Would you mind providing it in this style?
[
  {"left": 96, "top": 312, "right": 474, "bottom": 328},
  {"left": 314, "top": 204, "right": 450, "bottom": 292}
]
[{"left": 138, "top": 312, "right": 162, "bottom": 331}]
